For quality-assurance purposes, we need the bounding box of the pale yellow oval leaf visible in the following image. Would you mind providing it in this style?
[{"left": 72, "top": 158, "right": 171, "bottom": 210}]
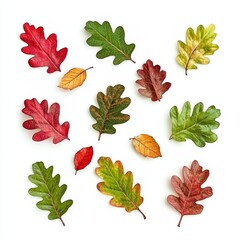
[
  {"left": 58, "top": 67, "right": 93, "bottom": 90},
  {"left": 131, "top": 134, "right": 162, "bottom": 158}
]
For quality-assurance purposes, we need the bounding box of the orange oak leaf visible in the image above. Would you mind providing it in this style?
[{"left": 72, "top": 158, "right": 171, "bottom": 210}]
[
  {"left": 130, "top": 134, "right": 162, "bottom": 158},
  {"left": 58, "top": 67, "right": 93, "bottom": 90},
  {"left": 20, "top": 22, "right": 68, "bottom": 73},
  {"left": 22, "top": 98, "right": 70, "bottom": 144},
  {"left": 167, "top": 160, "right": 213, "bottom": 227},
  {"left": 136, "top": 59, "right": 171, "bottom": 101}
]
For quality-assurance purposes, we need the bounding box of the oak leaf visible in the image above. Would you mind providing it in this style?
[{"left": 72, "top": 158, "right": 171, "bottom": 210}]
[
  {"left": 177, "top": 24, "right": 219, "bottom": 75},
  {"left": 85, "top": 20, "right": 135, "bottom": 64},
  {"left": 58, "top": 67, "right": 93, "bottom": 90},
  {"left": 95, "top": 156, "right": 146, "bottom": 219},
  {"left": 74, "top": 146, "right": 94, "bottom": 174},
  {"left": 169, "top": 101, "right": 221, "bottom": 147},
  {"left": 28, "top": 161, "right": 73, "bottom": 226},
  {"left": 167, "top": 160, "right": 213, "bottom": 227},
  {"left": 89, "top": 84, "right": 131, "bottom": 140},
  {"left": 20, "top": 22, "right": 68, "bottom": 73},
  {"left": 130, "top": 134, "right": 162, "bottom": 158},
  {"left": 136, "top": 59, "right": 171, "bottom": 101},
  {"left": 22, "top": 98, "right": 70, "bottom": 144}
]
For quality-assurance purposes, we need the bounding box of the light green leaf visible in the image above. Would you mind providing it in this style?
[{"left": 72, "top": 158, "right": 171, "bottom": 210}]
[
  {"left": 89, "top": 84, "right": 131, "bottom": 140},
  {"left": 28, "top": 161, "right": 73, "bottom": 226},
  {"left": 169, "top": 101, "right": 221, "bottom": 147},
  {"left": 177, "top": 24, "right": 219, "bottom": 75},
  {"left": 85, "top": 20, "right": 135, "bottom": 65},
  {"left": 95, "top": 156, "right": 146, "bottom": 219}
]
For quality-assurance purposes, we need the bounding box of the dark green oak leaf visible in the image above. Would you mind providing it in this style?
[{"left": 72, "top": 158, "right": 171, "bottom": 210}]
[
  {"left": 89, "top": 84, "right": 131, "bottom": 140},
  {"left": 169, "top": 101, "right": 221, "bottom": 147},
  {"left": 177, "top": 24, "right": 219, "bottom": 75},
  {"left": 28, "top": 161, "right": 73, "bottom": 226},
  {"left": 95, "top": 156, "right": 146, "bottom": 219},
  {"left": 85, "top": 20, "right": 135, "bottom": 65}
]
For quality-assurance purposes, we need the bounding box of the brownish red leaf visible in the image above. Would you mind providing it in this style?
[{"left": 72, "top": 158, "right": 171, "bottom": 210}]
[
  {"left": 167, "top": 160, "right": 213, "bottom": 227},
  {"left": 22, "top": 98, "right": 70, "bottom": 144},
  {"left": 20, "top": 22, "right": 68, "bottom": 73},
  {"left": 74, "top": 146, "right": 94, "bottom": 174},
  {"left": 136, "top": 59, "right": 171, "bottom": 101}
]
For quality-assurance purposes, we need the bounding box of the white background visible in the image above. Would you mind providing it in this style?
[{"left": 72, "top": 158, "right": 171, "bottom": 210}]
[{"left": 0, "top": 0, "right": 239, "bottom": 239}]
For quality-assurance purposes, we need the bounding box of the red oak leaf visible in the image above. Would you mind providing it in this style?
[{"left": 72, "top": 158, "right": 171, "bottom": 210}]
[
  {"left": 136, "top": 59, "right": 171, "bottom": 101},
  {"left": 22, "top": 98, "right": 70, "bottom": 144},
  {"left": 74, "top": 146, "right": 94, "bottom": 174},
  {"left": 20, "top": 22, "right": 68, "bottom": 73},
  {"left": 167, "top": 160, "right": 213, "bottom": 227}
]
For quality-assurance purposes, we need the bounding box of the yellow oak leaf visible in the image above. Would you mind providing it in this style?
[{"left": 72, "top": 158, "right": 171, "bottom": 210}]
[
  {"left": 130, "top": 134, "right": 162, "bottom": 158},
  {"left": 58, "top": 67, "right": 93, "bottom": 90}
]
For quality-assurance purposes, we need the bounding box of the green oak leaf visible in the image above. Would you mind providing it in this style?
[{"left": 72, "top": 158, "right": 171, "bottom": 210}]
[
  {"left": 177, "top": 24, "right": 219, "bottom": 75},
  {"left": 89, "top": 84, "right": 131, "bottom": 140},
  {"left": 85, "top": 20, "right": 135, "bottom": 65},
  {"left": 95, "top": 156, "right": 146, "bottom": 219},
  {"left": 28, "top": 161, "right": 73, "bottom": 226},
  {"left": 169, "top": 101, "right": 221, "bottom": 147}
]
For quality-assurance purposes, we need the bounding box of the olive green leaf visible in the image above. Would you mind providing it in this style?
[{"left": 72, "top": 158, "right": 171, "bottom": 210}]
[
  {"left": 169, "top": 101, "right": 221, "bottom": 147},
  {"left": 85, "top": 20, "right": 135, "bottom": 65},
  {"left": 95, "top": 156, "right": 146, "bottom": 219},
  {"left": 28, "top": 161, "right": 73, "bottom": 226},
  {"left": 177, "top": 24, "right": 219, "bottom": 75},
  {"left": 89, "top": 84, "right": 131, "bottom": 141}
]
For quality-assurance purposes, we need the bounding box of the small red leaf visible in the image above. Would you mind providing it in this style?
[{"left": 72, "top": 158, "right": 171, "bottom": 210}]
[
  {"left": 74, "top": 146, "right": 94, "bottom": 174},
  {"left": 136, "top": 59, "right": 171, "bottom": 101},
  {"left": 20, "top": 22, "right": 68, "bottom": 73},
  {"left": 22, "top": 98, "right": 70, "bottom": 144}
]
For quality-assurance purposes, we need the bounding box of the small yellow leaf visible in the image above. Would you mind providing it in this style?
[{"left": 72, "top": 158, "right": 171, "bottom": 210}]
[
  {"left": 58, "top": 67, "right": 93, "bottom": 90},
  {"left": 131, "top": 134, "right": 161, "bottom": 158}
]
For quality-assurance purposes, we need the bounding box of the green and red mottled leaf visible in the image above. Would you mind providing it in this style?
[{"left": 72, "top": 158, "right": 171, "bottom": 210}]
[
  {"left": 89, "top": 84, "right": 131, "bottom": 140},
  {"left": 20, "top": 22, "right": 68, "bottom": 73},
  {"left": 167, "top": 160, "right": 213, "bottom": 227},
  {"left": 95, "top": 156, "right": 146, "bottom": 219}
]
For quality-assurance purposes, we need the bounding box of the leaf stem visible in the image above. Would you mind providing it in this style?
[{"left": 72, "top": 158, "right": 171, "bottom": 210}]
[
  {"left": 137, "top": 207, "right": 146, "bottom": 220},
  {"left": 177, "top": 214, "right": 183, "bottom": 227},
  {"left": 59, "top": 216, "right": 66, "bottom": 226}
]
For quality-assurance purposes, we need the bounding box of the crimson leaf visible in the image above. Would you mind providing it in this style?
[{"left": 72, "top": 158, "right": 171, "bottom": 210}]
[
  {"left": 136, "top": 59, "right": 171, "bottom": 101},
  {"left": 22, "top": 98, "right": 70, "bottom": 144},
  {"left": 20, "top": 22, "right": 68, "bottom": 73}
]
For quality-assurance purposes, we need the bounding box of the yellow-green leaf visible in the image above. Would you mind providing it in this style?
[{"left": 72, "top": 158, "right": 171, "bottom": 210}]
[
  {"left": 58, "top": 67, "right": 93, "bottom": 90},
  {"left": 95, "top": 156, "right": 146, "bottom": 219},
  {"left": 130, "top": 134, "right": 162, "bottom": 158},
  {"left": 176, "top": 24, "right": 219, "bottom": 75}
]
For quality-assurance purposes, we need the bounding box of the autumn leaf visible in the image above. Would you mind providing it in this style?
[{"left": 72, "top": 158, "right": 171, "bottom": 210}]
[
  {"left": 58, "top": 66, "right": 93, "bottom": 90},
  {"left": 89, "top": 84, "right": 131, "bottom": 140},
  {"left": 95, "top": 156, "right": 146, "bottom": 219},
  {"left": 169, "top": 101, "right": 221, "bottom": 147},
  {"left": 22, "top": 98, "right": 70, "bottom": 144},
  {"left": 167, "top": 160, "right": 213, "bottom": 227},
  {"left": 20, "top": 22, "right": 68, "bottom": 73},
  {"left": 74, "top": 146, "right": 94, "bottom": 174},
  {"left": 28, "top": 161, "right": 73, "bottom": 226},
  {"left": 177, "top": 24, "right": 219, "bottom": 75},
  {"left": 130, "top": 134, "right": 162, "bottom": 158},
  {"left": 136, "top": 59, "right": 171, "bottom": 101},
  {"left": 85, "top": 20, "right": 135, "bottom": 64}
]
